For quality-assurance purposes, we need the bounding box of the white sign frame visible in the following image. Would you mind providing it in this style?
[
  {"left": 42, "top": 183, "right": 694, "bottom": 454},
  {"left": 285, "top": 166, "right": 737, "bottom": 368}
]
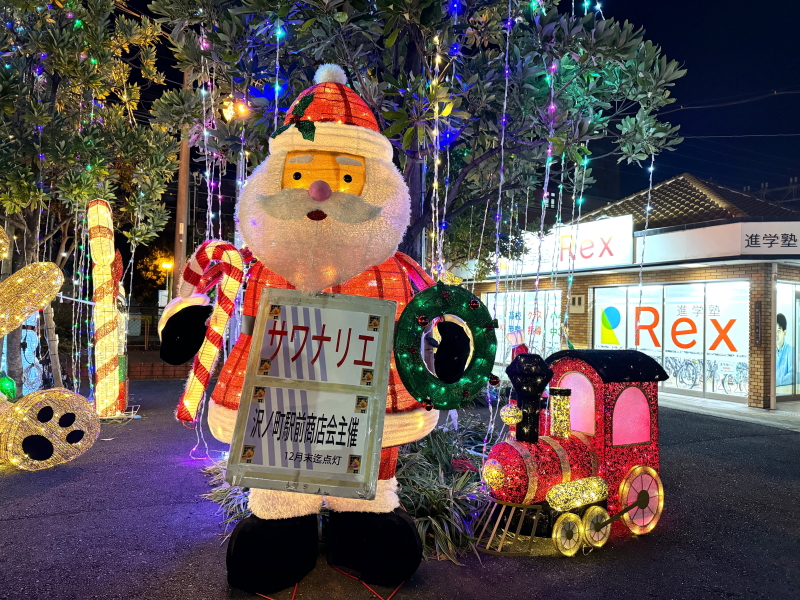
[{"left": 226, "top": 288, "right": 396, "bottom": 501}]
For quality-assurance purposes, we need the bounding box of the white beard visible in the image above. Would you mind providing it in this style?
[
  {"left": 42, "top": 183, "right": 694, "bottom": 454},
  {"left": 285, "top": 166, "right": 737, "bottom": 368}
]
[
  {"left": 237, "top": 156, "right": 410, "bottom": 293},
  {"left": 246, "top": 207, "right": 402, "bottom": 292}
]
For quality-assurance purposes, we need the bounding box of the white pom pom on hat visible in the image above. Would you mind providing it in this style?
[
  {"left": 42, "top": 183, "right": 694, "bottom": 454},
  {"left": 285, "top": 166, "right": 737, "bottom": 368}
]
[{"left": 314, "top": 64, "right": 348, "bottom": 85}]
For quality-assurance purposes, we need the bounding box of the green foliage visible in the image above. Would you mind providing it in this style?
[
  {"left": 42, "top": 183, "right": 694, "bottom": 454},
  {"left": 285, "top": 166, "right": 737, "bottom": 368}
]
[
  {"left": 0, "top": 0, "right": 177, "bottom": 264},
  {"left": 149, "top": 0, "right": 684, "bottom": 268},
  {"left": 201, "top": 460, "right": 253, "bottom": 531},
  {"left": 396, "top": 414, "right": 492, "bottom": 563}
]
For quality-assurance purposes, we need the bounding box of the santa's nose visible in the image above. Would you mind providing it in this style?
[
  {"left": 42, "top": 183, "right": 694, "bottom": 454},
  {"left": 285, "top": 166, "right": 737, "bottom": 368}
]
[{"left": 308, "top": 180, "right": 332, "bottom": 202}]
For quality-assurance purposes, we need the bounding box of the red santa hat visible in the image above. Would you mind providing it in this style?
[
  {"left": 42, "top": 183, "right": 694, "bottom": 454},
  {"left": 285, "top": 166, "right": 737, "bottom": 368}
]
[{"left": 268, "top": 64, "right": 392, "bottom": 162}]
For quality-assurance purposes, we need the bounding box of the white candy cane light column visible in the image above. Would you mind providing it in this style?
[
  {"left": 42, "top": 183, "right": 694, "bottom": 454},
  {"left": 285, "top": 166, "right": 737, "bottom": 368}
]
[
  {"left": 174, "top": 241, "right": 244, "bottom": 423},
  {"left": 87, "top": 199, "right": 120, "bottom": 417}
]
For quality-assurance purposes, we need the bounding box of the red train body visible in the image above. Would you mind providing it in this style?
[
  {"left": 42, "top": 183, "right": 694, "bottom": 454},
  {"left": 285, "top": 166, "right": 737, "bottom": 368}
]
[{"left": 484, "top": 350, "right": 667, "bottom": 535}]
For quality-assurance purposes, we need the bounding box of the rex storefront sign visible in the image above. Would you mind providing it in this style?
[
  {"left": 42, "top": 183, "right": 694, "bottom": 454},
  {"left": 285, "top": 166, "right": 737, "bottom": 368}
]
[{"left": 592, "top": 281, "right": 750, "bottom": 397}]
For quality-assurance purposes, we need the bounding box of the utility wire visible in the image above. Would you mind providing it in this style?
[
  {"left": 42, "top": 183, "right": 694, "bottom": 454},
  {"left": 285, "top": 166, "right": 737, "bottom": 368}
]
[
  {"left": 660, "top": 89, "right": 800, "bottom": 115},
  {"left": 683, "top": 133, "right": 800, "bottom": 138}
]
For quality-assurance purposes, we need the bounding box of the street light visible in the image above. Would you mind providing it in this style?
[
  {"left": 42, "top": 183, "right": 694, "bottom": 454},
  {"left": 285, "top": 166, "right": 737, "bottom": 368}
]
[{"left": 161, "top": 261, "right": 174, "bottom": 304}]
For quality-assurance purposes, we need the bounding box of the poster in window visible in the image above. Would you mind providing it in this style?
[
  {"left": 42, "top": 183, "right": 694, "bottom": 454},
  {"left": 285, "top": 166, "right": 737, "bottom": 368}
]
[
  {"left": 663, "top": 284, "right": 705, "bottom": 392},
  {"left": 593, "top": 287, "right": 627, "bottom": 350},
  {"left": 776, "top": 283, "right": 794, "bottom": 396},
  {"left": 626, "top": 285, "right": 664, "bottom": 366},
  {"left": 524, "top": 290, "right": 562, "bottom": 358},
  {"left": 704, "top": 282, "right": 749, "bottom": 397}
]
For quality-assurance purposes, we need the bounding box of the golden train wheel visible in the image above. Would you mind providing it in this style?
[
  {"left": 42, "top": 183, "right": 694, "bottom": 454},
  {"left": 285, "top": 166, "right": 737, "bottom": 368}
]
[
  {"left": 0, "top": 388, "right": 100, "bottom": 471},
  {"left": 619, "top": 465, "right": 664, "bottom": 535},
  {"left": 582, "top": 505, "right": 611, "bottom": 548},
  {"left": 552, "top": 512, "right": 584, "bottom": 557}
]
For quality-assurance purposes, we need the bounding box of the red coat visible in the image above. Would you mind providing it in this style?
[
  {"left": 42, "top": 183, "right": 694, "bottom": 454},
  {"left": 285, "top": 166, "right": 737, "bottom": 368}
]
[{"left": 212, "top": 252, "right": 434, "bottom": 417}]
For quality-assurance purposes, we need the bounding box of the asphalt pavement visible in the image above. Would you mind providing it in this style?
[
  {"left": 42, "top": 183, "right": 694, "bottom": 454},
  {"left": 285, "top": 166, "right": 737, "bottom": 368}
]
[{"left": 1, "top": 379, "right": 798, "bottom": 600}]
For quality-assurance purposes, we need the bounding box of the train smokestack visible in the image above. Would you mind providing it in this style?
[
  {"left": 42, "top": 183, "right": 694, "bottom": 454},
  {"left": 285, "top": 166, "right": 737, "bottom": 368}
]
[{"left": 506, "top": 353, "right": 553, "bottom": 444}]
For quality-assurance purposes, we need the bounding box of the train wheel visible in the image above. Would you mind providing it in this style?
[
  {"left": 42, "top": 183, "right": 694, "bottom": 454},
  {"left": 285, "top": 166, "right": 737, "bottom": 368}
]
[
  {"left": 582, "top": 506, "right": 611, "bottom": 548},
  {"left": 552, "top": 512, "right": 583, "bottom": 557},
  {"left": 619, "top": 466, "right": 664, "bottom": 535}
]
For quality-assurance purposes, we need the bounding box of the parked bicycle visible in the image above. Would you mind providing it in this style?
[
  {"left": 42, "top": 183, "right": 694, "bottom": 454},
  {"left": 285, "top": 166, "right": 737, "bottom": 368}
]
[{"left": 721, "top": 362, "right": 748, "bottom": 395}]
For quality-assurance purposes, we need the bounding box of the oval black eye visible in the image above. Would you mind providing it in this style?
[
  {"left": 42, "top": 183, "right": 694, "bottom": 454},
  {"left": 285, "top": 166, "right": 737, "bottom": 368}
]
[
  {"left": 293, "top": 172, "right": 302, "bottom": 180},
  {"left": 343, "top": 174, "right": 352, "bottom": 183}
]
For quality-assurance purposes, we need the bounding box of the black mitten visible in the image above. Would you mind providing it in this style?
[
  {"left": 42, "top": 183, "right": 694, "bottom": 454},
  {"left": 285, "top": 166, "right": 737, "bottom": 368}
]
[
  {"left": 159, "top": 304, "right": 213, "bottom": 365},
  {"left": 433, "top": 320, "right": 471, "bottom": 384}
]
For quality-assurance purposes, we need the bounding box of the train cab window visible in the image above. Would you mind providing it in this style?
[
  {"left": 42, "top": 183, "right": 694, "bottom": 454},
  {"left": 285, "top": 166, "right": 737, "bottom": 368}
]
[
  {"left": 612, "top": 387, "right": 651, "bottom": 446},
  {"left": 558, "top": 372, "right": 595, "bottom": 435}
]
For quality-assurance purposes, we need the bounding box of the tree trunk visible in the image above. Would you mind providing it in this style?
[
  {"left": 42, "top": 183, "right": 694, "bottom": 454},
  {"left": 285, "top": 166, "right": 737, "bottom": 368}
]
[
  {"left": 42, "top": 303, "right": 62, "bottom": 387},
  {"left": 6, "top": 223, "right": 23, "bottom": 394},
  {"left": 400, "top": 157, "right": 425, "bottom": 263},
  {"left": 173, "top": 70, "right": 192, "bottom": 296},
  {"left": 397, "top": 25, "right": 426, "bottom": 265}
]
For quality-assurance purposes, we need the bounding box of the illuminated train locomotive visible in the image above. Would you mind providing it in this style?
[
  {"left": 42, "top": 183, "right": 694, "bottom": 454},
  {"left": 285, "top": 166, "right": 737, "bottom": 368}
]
[{"left": 478, "top": 350, "right": 668, "bottom": 556}]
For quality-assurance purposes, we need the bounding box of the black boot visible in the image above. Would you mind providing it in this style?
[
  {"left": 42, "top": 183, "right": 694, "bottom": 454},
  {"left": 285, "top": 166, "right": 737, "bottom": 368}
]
[
  {"left": 326, "top": 508, "right": 422, "bottom": 587},
  {"left": 227, "top": 514, "right": 319, "bottom": 595}
]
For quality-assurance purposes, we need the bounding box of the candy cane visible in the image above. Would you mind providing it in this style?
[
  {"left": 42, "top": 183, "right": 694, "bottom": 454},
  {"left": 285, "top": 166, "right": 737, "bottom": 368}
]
[
  {"left": 87, "top": 200, "right": 121, "bottom": 417},
  {"left": 176, "top": 241, "right": 244, "bottom": 423}
]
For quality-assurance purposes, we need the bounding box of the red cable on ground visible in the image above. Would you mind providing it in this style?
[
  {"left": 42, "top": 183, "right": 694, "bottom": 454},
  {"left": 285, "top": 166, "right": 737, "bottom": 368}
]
[{"left": 330, "top": 565, "right": 405, "bottom": 600}]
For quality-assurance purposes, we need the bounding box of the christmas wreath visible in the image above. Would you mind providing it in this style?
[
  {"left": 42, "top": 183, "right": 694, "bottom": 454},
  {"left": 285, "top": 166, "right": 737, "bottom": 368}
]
[{"left": 394, "top": 282, "right": 498, "bottom": 410}]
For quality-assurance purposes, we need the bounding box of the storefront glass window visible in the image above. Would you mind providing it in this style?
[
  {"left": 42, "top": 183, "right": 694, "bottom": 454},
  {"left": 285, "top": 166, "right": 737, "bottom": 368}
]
[
  {"left": 663, "top": 284, "right": 706, "bottom": 393},
  {"left": 525, "top": 290, "right": 562, "bottom": 358},
  {"left": 593, "top": 287, "right": 627, "bottom": 350},
  {"left": 705, "top": 282, "right": 749, "bottom": 397},
  {"left": 484, "top": 291, "right": 526, "bottom": 365},
  {"left": 626, "top": 285, "right": 664, "bottom": 367},
  {"left": 484, "top": 290, "right": 562, "bottom": 364},
  {"left": 776, "top": 282, "right": 796, "bottom": 396},
  {"left": 592, "top": 281, "right": 750, "bottom": 400}
]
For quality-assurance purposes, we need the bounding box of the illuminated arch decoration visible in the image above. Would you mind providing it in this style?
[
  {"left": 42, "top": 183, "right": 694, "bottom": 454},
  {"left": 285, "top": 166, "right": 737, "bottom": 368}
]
[
  {"left": 394, "top": 282, "right": 497, "bottom": 410},
  {"left": 87, "top": 199, "right": 120, "bottom": 417},
  {"left": 0, "top": 226, "right": 63, "bottom": 339}
]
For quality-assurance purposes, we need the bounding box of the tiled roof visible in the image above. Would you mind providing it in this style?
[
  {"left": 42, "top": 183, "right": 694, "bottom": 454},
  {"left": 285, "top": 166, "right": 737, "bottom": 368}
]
[{"left": 583, "top": 173, "right": 800, "bottom": 230}]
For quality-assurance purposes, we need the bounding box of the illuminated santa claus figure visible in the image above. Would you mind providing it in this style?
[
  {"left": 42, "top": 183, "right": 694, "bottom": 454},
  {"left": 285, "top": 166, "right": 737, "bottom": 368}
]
[{"left": 159, "top": 64, "right": 439, "bottom": 595}]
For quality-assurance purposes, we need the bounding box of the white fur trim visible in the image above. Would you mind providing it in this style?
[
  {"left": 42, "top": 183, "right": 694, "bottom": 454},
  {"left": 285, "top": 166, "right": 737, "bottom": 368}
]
[
  {"left": 207, "top": 399, "right": 237, "bottom": 444},
  {"left": 314, "top": 64, "right": 347, "bottom": 85},
  {"left": 325, "top": 477, "right": 400, "bottom": 514},
  {"left": 157, "top": 293, "right": 210, "bottom": 337},
  {"left": 269, "top": 121, "right": 392, "bottom": 162},
  {"left": 249, "top": 488, "right": 324, "bottom": 520},
  {"left": 381, "top": 407, "right": 439, "bottom": 448},
  {"left": 210, "top": 399, "right": 436, "bottom": 448}
]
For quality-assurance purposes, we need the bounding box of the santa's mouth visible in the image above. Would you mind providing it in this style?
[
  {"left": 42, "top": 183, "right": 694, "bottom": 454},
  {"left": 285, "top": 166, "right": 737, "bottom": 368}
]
[{"left": 306, "top": 210, "right": 328, "bottom": 221}]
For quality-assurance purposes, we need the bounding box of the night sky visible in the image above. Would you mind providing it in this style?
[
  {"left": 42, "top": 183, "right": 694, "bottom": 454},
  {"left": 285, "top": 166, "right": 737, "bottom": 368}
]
[
  {"left": 135, "top": 0, "right": 800, "bottom": 203},
  {"left": 604, "top": 0, "right": 800, "bottom": 197}
]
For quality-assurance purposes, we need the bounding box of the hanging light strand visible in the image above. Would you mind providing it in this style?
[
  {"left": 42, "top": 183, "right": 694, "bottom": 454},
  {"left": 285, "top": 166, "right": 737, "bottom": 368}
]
[
  {"left": 636, "top": 155, "right": 656, "bottom": 311},
  {"left": 430, "top": 36, "right": 443, "bottom": 279},
  {"left": 527, "top": 50, "right": 558, "bottom": 352},
  {"left": 562, "top": 155, "right": 589, "bottom": 348}
]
